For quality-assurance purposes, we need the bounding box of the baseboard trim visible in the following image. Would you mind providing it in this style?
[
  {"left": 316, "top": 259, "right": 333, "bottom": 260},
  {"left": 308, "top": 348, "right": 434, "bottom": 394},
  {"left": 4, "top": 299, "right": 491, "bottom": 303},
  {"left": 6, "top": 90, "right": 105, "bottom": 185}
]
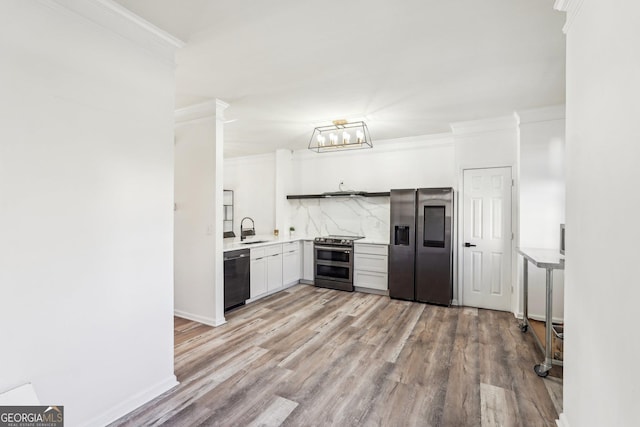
[
  {"left": 515, "top": 311, "right": 564, "bottom": 324},
  {"left": 354, "top": 286, "right": 389, "bottom": 296},
  {"left": 556, "top": 413, "right": 570, "bottom": 427},
  {"left": 174, "top": 309, "right": 226, "bottom": 327},
  {"left": 81, "top": 375, "right": 178, "bottom": 427}
]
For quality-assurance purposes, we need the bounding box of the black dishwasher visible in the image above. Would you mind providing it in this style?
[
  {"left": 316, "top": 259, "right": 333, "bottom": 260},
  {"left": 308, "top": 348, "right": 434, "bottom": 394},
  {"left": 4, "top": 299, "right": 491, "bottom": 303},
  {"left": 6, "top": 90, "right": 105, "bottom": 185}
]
[{"left": 223, "top": 249, "right": 250, "bottom": 311}]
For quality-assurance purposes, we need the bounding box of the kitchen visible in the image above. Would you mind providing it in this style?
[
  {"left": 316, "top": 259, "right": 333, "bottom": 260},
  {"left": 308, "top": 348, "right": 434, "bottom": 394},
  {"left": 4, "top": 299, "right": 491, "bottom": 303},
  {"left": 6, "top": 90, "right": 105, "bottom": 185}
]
[
  {"left": 165, "top": 103, "right": 567, "bottom": 425},
  {"left": 3, "top": 1, "right": 638, "bottom": 427}
]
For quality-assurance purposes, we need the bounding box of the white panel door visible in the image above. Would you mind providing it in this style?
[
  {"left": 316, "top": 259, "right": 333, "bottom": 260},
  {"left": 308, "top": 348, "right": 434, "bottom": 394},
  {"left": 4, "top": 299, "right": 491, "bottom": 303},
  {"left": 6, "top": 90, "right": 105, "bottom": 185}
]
[{"left": 462, "top": 167, "right": 512, "bottom": 311}]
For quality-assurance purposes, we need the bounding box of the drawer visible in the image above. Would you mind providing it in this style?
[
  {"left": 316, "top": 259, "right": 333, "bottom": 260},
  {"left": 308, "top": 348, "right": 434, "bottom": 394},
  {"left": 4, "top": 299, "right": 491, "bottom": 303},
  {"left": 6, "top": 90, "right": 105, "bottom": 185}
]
[
  {"left": 282, "top": 241, "right": 300, "bottom": 253},
  {"left": 354, "top": 253, "right": 388, "bottom": 273},
  {"left": 355, "top": 243, "right": 388, "bottom": 256},
  {"left": 250, "top": 247, "right": 266, "bottom": 260},
  {"left": 354, "top": 270, "right": 388, "bottom": 291},
  {"left": 264, "top": 244, "right": 283, "bottom": 256}
]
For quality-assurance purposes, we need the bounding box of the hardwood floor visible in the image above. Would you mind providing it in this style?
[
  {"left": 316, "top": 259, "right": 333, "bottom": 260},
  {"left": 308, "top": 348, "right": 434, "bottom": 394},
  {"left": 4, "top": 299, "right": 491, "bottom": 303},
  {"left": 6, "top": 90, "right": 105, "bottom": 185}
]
[{"left": 111, "top": 285, "right": 561, "bottom": 427}]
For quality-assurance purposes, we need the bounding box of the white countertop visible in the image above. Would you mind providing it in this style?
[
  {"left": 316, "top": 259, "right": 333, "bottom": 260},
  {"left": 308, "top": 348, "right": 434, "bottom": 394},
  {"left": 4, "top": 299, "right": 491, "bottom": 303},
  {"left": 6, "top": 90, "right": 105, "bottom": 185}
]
[
  {"left": 224, "top": 235, "right": 312, "bottom": 252},
  {"left": 357, "top": 238, "right": 390, "bottom": 245},
  {"left": 224, "top": 235, "right": 388, "bottom": 251},
  {"left": 517, "top": 247, "right": 565, "bottom": 269}
]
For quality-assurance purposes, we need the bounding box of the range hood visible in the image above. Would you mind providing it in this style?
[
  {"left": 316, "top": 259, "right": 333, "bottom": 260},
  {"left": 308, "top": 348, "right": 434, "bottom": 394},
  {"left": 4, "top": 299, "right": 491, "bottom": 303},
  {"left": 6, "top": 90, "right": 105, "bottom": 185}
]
[{"left": 286, "top": 190, "right": 390, "bottom": 200}]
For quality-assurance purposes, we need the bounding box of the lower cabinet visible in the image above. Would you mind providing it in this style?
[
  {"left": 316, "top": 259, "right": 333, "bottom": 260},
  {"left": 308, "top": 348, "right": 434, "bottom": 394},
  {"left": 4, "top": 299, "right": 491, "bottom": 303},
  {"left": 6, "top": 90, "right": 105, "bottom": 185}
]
[
  {"left": 354, "top": 243, "right": 389, "bottom": 292},
  {"left": 250, "top": 256, "right": 267, "bottom": 298},
  {"left": 250, "top": 242, "right": 301, "bottom": 300},
  {"left": 267, "top": 252, "right": 283, "bottom": 292},
  {"left": 250, "top": 244, "right": 283, "bottom": 298},
  {"left": 248, "top": 240, "right": 388, "bottom": 300},
  {"left": 282, "top": 241, "right": 301, "bottom": 286}
]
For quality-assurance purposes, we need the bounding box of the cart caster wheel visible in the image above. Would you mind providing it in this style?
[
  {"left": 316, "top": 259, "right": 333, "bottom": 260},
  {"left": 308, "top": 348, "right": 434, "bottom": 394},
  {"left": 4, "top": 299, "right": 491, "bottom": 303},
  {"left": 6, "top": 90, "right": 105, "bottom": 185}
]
[
  {"left": 534, "top": 365, "right": 549, "bottom": 378},
  {"left": 520, "top": 324, "right": 528, "bottom": 333}
]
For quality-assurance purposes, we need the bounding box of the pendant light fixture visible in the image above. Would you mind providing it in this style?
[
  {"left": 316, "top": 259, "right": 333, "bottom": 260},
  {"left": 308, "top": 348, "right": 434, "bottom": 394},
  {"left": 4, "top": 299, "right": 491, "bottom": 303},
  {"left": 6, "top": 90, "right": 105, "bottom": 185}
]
[{"left": 308, "top": 119, "right": 372, "bottom": 153}]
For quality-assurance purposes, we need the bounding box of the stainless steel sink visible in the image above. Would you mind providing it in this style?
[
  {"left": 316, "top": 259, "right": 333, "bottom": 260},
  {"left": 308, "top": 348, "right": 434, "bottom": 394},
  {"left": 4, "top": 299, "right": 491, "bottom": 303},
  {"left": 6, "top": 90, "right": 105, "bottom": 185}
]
[{"left": 240, "top": 240, "right": 270, "bottom": 245}]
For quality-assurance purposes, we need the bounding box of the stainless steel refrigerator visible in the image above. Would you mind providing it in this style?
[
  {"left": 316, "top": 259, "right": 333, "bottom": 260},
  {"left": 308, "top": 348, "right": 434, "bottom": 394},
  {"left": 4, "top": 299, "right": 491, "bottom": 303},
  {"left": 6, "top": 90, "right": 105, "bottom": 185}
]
[{"left": 388, "top": 188, "right": 453, "bottom": 305}]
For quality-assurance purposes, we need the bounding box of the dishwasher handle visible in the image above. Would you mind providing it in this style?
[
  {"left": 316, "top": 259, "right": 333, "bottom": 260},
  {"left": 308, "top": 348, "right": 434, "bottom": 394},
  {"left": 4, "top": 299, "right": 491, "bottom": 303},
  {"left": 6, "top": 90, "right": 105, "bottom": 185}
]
[{"left": 224, "top": 253, "right": 249, "bottom": 261}]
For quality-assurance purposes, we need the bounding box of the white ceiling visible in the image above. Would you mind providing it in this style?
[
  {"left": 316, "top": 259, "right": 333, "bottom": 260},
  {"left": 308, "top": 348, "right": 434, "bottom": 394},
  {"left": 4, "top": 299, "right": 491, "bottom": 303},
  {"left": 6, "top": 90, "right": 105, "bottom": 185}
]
[{"left": 114, "top": 0, "right": 566, "bottom": 157}]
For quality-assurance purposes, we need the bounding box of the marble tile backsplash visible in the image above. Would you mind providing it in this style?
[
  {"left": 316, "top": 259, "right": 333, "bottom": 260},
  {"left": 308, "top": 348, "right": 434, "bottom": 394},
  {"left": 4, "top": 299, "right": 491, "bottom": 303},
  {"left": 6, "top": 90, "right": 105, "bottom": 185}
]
[{"left": 289, "top": 197, "right": 390, "bottom": 242}]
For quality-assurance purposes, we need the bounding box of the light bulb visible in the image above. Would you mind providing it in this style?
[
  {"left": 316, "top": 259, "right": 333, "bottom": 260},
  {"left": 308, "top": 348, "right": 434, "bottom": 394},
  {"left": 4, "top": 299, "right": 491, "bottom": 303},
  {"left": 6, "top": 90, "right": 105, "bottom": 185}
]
[
  {"left": 356, "top": 129, "right": 364, "bottom": 143},
  {"left": 317, "top": 134, "right": 326, "bottom": 146},
  {"left": 342, "top": 131, "right": 351, "bottom": 144},
  {"left": 329, "top": 133, "right": 338, "bottom": 145}
]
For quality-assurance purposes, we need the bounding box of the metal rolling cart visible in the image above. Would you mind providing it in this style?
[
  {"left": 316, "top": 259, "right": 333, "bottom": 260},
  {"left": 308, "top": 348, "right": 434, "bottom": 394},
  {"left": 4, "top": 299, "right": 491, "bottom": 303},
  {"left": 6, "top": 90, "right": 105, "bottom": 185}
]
[{"left": 517, "top": 248, "right": 565, "bottom": 377}]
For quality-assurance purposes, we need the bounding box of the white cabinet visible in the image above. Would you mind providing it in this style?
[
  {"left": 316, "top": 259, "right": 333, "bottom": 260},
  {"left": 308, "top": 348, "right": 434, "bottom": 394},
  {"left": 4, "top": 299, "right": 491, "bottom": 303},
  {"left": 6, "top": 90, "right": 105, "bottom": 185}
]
[
  {"left": 250, "top": 256, "right": 267, "bottom": 298},
  {"left": 354, "top": 243, "right": 389, "bottom": 292},
  {"left": 250, "top": 247, "right": 268, "bottom": 298},
  {"left": 283, "top": 241, "right": 301, "bottom": 286},
  {"left": 302, "top": 240, "right": 314, "bottom": 282},
  {"left": 267, "top": 253, "right": 283, "bottom": 292},
  {"left": 247, "top": 240, "right": 304, "bottom": 301},
  {"left": 265, "top": 244, "right": 283, "bottom": 292},
  {"left": 250, "top": 244, "right": 283, "bottom": 297}
]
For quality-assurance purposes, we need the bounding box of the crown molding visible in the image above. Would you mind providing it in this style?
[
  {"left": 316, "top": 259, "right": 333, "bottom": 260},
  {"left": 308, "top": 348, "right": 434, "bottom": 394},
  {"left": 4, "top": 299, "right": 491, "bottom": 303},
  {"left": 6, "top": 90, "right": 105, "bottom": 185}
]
[
  {"left": 175, "top": 99, "right": 230, "bottom": 125},
  {"left": 450, "top": 115, "right": 519, "bottom": 136},
  {"left": 216, "top": 99, "right": 230, "bottom": 117},
  {"left": 516, "top": 105, "right": 566, "bottom": 124},
  {"left": 40, "top": 0, "right": 184, "bottom": 63},
  {"left": 175, "top": 100, "right": 217, "bottom": 123},
  {"left": 554, "top": 0, "right": 585, "bottom": 34}
]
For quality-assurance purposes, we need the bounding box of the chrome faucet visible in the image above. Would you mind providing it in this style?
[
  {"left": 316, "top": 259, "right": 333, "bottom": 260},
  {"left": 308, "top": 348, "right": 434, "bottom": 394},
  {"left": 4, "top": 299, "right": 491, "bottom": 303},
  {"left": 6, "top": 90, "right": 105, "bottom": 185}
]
[{"left": 240, "top": 217, "right": 255, "bottom": 241}]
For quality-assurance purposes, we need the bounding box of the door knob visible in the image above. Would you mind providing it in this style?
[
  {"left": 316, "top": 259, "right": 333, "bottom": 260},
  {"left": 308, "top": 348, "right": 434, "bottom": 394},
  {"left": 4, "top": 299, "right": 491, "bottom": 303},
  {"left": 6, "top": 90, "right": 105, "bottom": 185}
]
[{"left": 464, "top": 242, "right": 477, "bottom": 247}]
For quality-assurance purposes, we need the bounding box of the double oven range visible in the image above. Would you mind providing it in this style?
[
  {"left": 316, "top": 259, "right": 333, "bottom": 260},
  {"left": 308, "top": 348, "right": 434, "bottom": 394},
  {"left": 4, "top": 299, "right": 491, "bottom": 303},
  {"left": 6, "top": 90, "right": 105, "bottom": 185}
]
[{"left": 314, "top": 235, "right": 364, "bottom": 292}]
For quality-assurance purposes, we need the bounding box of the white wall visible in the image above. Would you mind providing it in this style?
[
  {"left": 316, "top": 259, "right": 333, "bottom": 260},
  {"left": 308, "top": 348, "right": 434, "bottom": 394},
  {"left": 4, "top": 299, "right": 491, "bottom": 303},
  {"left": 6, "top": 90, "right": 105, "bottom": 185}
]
[
  {"left": 517, "top": 107, "right": 565, "bottom": 322},
  {"left": 0, "top": 1, "right": 179, "bottom": 425},
  {"left": 452, "top": 117, "right": 519, "bottom": 308},
  {"left": 275, "top": 149, "right": 294, "bottom": 234},
  {"left": 288, "top": 135, "right": 455, "bottom": 242},
  {"left": 292, "top": 135, "right": 456, "bottom": 194},
  {"left": 224, "top": 135, "right": 455, "bottom": 239},
  {"left": 174, "top": 100, "right": 227, "bottom": 327},
  {"left": 224, "top": 153, "right": 276, "bottom": 236},
  {"left": 453, "top": 118, "right": 518, "bottom": 171},
  {"left": 563, "top": 2, "right": 640, "bottom": 427},
  {"left": 174, "top": 117, "right": 218, "bottom": 324},
  {"left": 227, "top": 118, "right": 568, "bottom": 316}
]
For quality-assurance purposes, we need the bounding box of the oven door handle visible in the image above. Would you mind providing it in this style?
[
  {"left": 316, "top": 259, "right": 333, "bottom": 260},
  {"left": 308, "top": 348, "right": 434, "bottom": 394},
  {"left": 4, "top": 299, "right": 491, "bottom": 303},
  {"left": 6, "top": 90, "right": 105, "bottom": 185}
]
[{"left": 315, "top": 245, "right": 351, "bottom": 253}]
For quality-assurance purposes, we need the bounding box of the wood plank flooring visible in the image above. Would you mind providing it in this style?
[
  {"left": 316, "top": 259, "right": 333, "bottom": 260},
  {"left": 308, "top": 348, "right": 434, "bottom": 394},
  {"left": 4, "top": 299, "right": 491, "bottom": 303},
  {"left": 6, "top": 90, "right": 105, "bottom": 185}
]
[{"left": 111, "top": 285, "right": 562, "bottom": 427}]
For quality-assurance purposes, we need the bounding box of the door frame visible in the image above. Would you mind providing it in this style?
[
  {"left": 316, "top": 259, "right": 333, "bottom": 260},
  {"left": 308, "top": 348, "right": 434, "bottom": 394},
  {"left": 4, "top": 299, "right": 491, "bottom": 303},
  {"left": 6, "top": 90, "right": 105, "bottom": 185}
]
[{"left": 457, "top": 164, "right": 518, "bottom": 312}]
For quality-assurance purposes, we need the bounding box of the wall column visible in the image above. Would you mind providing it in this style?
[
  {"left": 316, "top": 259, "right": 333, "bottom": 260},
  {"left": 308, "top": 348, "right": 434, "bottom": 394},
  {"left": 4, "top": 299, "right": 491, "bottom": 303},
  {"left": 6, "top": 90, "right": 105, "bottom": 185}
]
[{"left": 174, "top": 99, "right": 228, "bottom": 327}]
